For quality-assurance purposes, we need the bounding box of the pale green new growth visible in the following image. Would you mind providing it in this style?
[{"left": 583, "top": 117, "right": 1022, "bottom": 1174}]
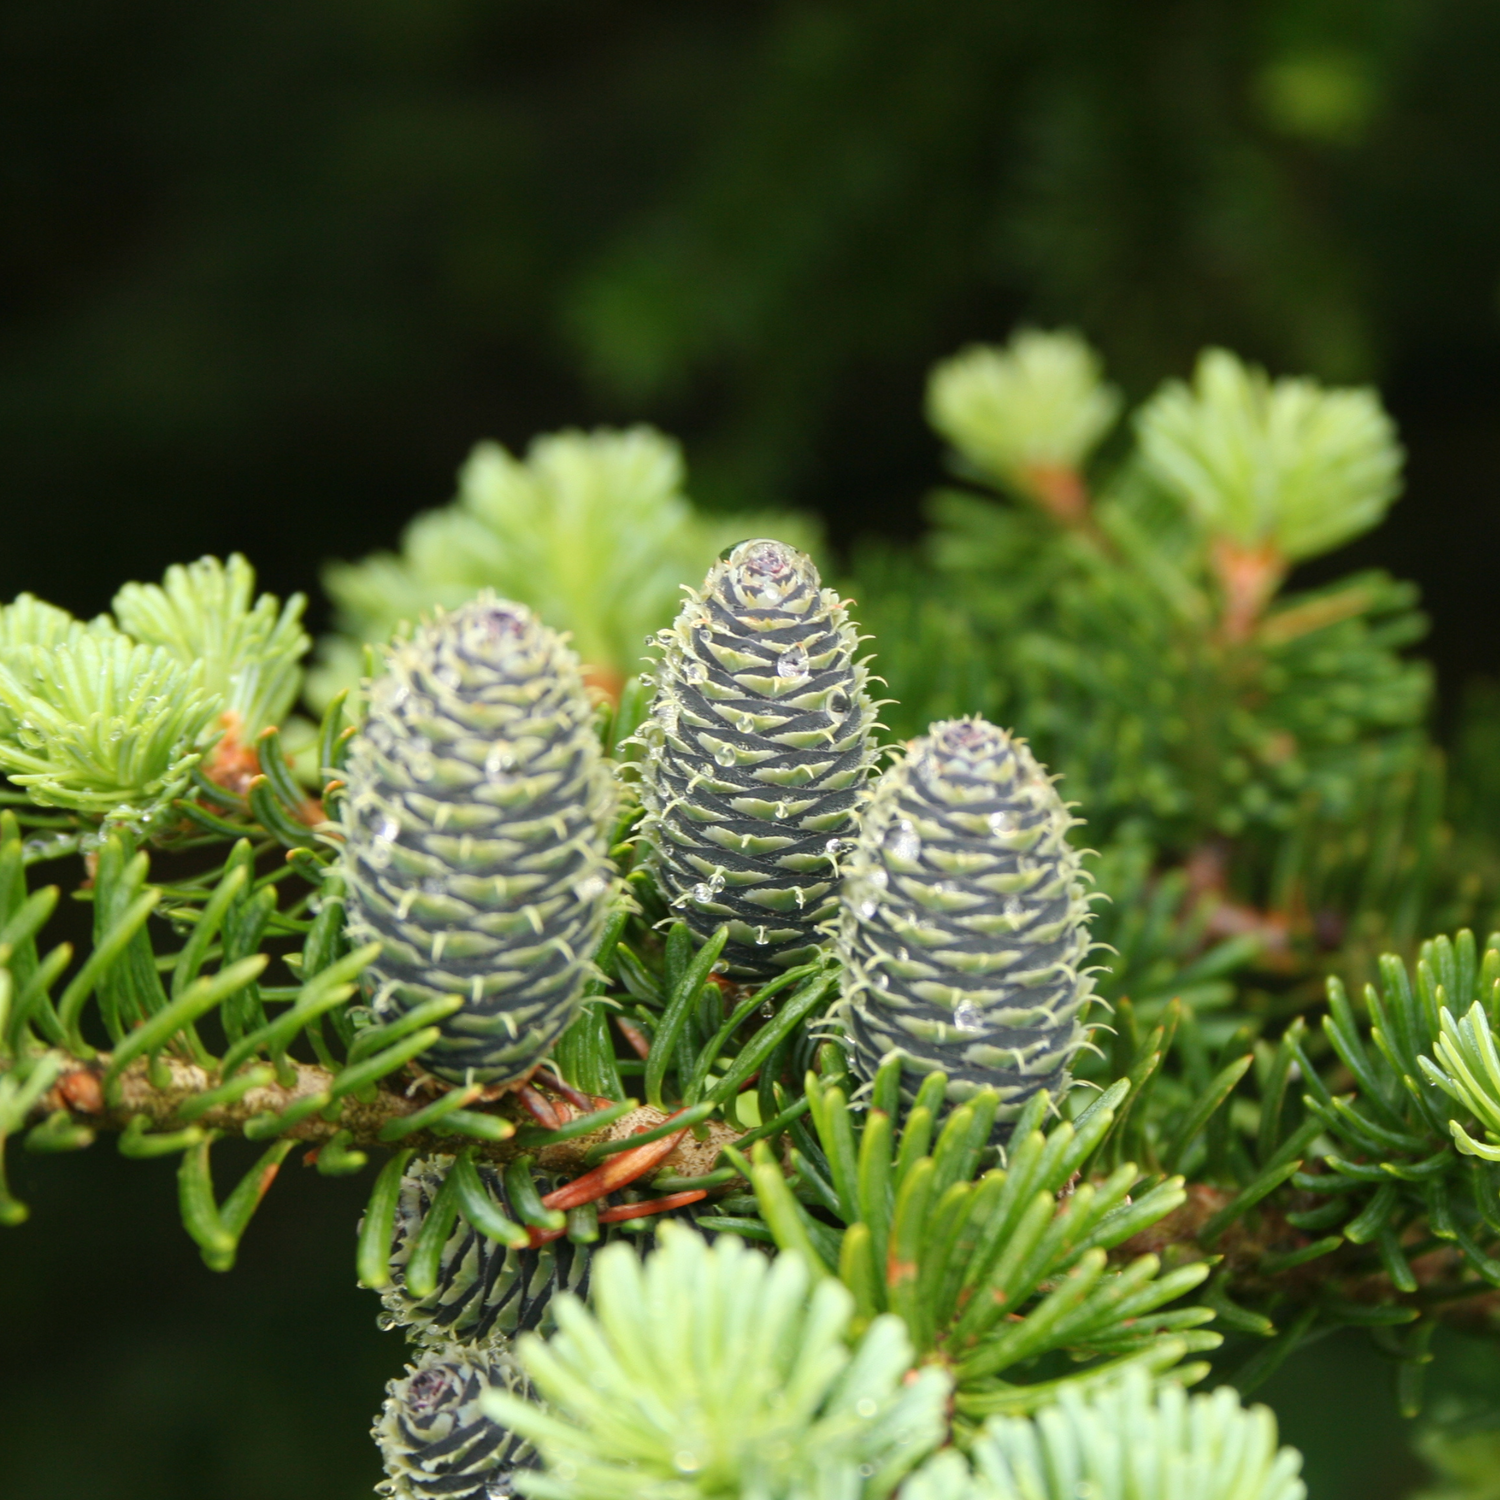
[
  {"left": 903, "top": 1369, "right": 1304, "bottom": 1500},
  {"left": 0, "top": 594, "right": 114, "bottom": 654},
  {"left": 1420, "top": 1001, "right": 1500, "bottom": 1162},
  {"left": 0, "top": 555, "right": 305, "bottom": 829},
  {"left": 927, "top": 329, "right": 1122, "bottom": 488},
  {"left": 0, "top": 595, "right": 119, "bottom": 739},
  {"left": 313, "top": 426, "right": 815, "bottom": 702},
  {"left": 485, "top": 1223, "right": 950, "bottom": 1500},
  {"left": 0, "top": 634, "right": 220, "bottom": 830},
  {"left": 975, "top": 1369, "right": 1305, "bottom": 1500},
  {"left": 1136, "top": 347, "right": 1402, "bottom": 561},
  {"left": 113, "top": 553, "right": 310, "bottom": 737}
]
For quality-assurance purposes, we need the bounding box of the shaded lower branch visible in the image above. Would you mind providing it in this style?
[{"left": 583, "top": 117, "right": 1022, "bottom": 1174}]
[{"left": 1122, "top": 1182, "right": 1500, "bottom": 1333}]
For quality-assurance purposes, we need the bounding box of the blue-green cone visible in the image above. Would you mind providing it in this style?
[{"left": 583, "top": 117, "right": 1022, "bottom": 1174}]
[
  {"left": 372, "top": 1154, "right": 724, "bottom": 1350},
  {"left": 838, "top": 716, "right": 1093, "bottom": 1124},
  {"left": 373, "top": 1345, "right": 537, "bottom": 1500},
  {"left": 341, "top": 596, "right": 618, "bottom": 1087},
  {"left": 638, "top": 538, "right": 880, "bottom": 977},
  {"left": 374, "top": 1154, "right": 593, "bottom": 1348}
]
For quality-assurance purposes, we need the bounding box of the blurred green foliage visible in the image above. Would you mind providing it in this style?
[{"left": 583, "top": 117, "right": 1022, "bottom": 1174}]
[
  {"left": 310, "top": 426, "right": 817, "bottom": 704},
  {"left": 6, "top": 0, "right": 1500, "bottom": 632}
]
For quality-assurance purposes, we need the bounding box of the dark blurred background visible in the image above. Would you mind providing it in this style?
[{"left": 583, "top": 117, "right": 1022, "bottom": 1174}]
[{"left": 4, "top": 3, "right": 1500, "bottom": 1496}]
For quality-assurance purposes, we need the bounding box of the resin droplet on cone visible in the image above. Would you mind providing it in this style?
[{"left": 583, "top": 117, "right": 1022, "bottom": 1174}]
[
  {"left": 340, "top": 596, "right": 617, "bottom": 1086},
  {"left": 638, "top": 538, "right": 879, "bottom": 977},
  {"left": 838, "top": 716, "right": 1093, "bottom": 1125}
]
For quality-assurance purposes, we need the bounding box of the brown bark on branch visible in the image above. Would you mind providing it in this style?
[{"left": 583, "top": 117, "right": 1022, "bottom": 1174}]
[{"left": 25, "top": 1051, "right": 741, "bottom": 1180}]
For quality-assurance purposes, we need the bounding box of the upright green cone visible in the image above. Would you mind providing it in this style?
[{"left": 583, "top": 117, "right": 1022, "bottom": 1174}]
[
  {"left": 838, "top": 716, "right": 1093, "bottom": 1124},
  {"left": 341, "top": 596, "right": 617, "bottom": 1086},
  {"left": 638, "top": 538, "right": 879, "bottom": 977}
]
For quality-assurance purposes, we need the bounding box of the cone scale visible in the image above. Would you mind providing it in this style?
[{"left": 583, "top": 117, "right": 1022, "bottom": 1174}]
[
  {"left": 838, "top": 716, "right": 1093, "bottom": 1124},
  {"left": 638, "top": 539, "right": 879, "bottom": 977},
  {"left": 341, "top": 596, "right": 617, "bottom": 1086}
]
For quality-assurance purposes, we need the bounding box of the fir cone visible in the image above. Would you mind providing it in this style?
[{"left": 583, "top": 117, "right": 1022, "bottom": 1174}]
[
  {"left": 374, "top": 1345, "right": 537, "bottom": 1500},
  {"left": 638, "top": 539, "right": 879, "bottom": 977},
  {"left": 372, "top": 1155, "right": 723, "bottom": 1349},
  {"left": 838, "top": 716, "right": 1093, "bottom": 1125},
  {"left": 374, "top": 1155, "right": 592, "bottom": 1348},
  {"left": 341, "top": 596, "right": 618, "bottom": 1086}
]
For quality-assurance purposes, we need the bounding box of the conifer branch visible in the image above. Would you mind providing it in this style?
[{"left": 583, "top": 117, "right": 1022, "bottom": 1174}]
[
  {"left": 1117, "top": 1182, "right": 1500, "bottom": 1336},
  {"left": 4, "top": 325, "right": 1498, "bottom": 1495},
  {"left": 18, "top": 1050, "right": 740, "bottom": 1177}
]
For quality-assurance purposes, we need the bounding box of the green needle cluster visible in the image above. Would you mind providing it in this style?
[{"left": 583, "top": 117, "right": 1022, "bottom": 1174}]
[
  {"left": 927, "top": 329, "right": 1122, "bottom": 503},
  {"left": 748, "top": 1061, "right": 1215, "bottom": 1420},
  {"left": 485, "top": 1223, "right": 951, "bottom": 1500},
  {"left": 0, "top": 633, "right": 220, "bottom": 832},
  {"left": 1136, "top": 347, "right": 1402, "bottom": 564},
  {"left": 1292, "top": 930, "right": 1500, "bottom": 1294},
  {"left": 0, "top": 554, "right": 309, "bottom": 834},
  {"left": 903, "top": 1368, "right": 1305, "bottom": 1500},
  {"left": 113, "top": 552, "right": 309, "bottom": 738}
]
